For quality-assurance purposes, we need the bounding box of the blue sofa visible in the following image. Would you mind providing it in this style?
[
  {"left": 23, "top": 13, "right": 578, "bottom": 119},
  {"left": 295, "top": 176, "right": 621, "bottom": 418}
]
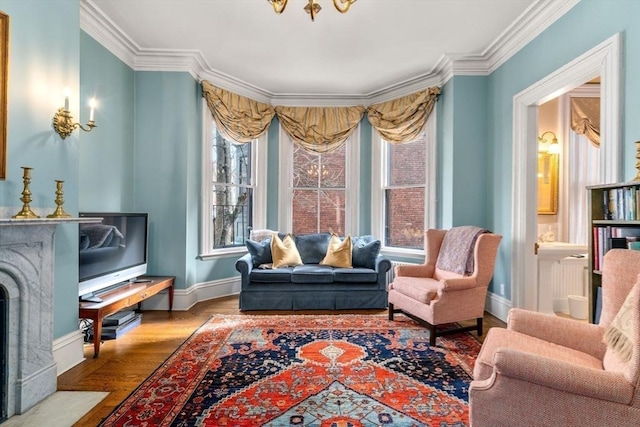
[{"left": 235, "top": 233, "right": 391, "bottom": 310}]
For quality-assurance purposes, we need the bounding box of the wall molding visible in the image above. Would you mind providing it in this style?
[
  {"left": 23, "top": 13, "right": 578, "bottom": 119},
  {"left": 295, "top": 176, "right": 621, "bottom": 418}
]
[{"left": 80, "top": 0, "right": 578, "bottom": 106}]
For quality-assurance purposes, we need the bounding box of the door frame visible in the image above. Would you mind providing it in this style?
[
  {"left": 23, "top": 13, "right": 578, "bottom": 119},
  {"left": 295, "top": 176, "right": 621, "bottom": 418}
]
[{"left": 511, "top": 33, "right": 622, "bottom": 312}]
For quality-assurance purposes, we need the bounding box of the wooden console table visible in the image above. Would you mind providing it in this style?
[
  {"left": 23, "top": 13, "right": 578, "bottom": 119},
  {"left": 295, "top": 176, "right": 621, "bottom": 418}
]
[{"left": 79, "top": 276, "right": 175, "bottom": 357}]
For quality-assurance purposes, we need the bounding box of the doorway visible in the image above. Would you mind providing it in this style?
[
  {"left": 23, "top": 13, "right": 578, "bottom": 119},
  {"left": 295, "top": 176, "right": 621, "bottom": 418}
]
[{"left": 511, "top": 33, "right": 622, "bottom": 313}]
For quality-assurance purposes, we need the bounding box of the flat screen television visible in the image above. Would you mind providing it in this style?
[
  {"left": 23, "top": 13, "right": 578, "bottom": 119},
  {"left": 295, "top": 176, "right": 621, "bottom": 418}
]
[{"left": 78, "top": 212, "right": 149, "bottom": 302}]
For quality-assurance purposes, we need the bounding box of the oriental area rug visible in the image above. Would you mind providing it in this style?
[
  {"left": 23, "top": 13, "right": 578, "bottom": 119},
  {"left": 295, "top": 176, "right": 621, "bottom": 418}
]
[{"left": 100, "top": 314, "right": 481, "bottom": 427}]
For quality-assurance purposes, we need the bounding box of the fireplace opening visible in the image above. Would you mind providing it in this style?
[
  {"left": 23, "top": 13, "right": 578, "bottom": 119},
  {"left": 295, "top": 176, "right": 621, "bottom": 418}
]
[{"left": 1, "top": 285, "right": 7, "bottom": 423}]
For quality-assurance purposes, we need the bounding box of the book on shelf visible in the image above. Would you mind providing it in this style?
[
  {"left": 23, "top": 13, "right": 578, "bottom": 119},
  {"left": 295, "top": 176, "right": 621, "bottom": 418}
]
[
  {"left": 602, "top": 186, "right": 640, "bottom": 220},
  {"left": 592, "top": 226, "right": 640, "bottom": 270}
]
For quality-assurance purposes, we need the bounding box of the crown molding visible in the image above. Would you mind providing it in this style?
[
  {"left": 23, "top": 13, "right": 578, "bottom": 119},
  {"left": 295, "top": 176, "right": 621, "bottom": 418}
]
[{"left": 80, "top": 0, "right": 578, "bottom": 105}]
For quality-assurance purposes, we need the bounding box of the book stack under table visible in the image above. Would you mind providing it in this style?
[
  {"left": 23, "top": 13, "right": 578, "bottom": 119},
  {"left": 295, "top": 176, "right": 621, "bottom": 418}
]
[{"left": 89, "top": 310, "right": 142, "bottom": 340}]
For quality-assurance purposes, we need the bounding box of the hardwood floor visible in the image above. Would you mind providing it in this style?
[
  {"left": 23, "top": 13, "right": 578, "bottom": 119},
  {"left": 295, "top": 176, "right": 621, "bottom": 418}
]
[{"left": 57, "top": 295, "right": 506, "bottom": 426}]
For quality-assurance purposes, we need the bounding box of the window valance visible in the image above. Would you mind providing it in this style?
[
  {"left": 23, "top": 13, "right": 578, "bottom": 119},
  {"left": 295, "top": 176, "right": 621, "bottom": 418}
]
[
  {"left": 366, "top": 87, "right": 440, "bottom": 143},
  {"left": 201, "top": 81, "right": 441, "bottom": 150},
  {"left": 275, "top": 105, "right": 365, "bottom": 154},
  {"left": 571, "top": 97, "right": 600, "bottom": 147},
  {"left": 202, "top": 81, "right": 275, "bottom": 143}
]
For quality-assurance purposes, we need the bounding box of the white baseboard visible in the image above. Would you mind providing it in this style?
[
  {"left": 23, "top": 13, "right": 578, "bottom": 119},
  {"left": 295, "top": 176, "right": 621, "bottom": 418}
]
[
  {"left": 53, "top": 330, "right": 86, "bottom": 376},
  {"left": 485, "top": 291, "right": 512, "bottom": 323},
  {"left": 140, "top": 277, "right": 241, "bottom": 311}
]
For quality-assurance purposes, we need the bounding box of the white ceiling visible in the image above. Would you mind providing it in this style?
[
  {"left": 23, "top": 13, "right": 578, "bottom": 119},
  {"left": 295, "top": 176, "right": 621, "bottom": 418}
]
[{"left": 82, "top": 0, "right": 576, "bottom": 104}]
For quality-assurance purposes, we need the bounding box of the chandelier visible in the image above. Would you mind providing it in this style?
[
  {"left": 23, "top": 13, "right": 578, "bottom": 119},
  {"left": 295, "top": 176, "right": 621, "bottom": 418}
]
[{"left": 268, "top": 0, "right": 357, "bottom": 22}]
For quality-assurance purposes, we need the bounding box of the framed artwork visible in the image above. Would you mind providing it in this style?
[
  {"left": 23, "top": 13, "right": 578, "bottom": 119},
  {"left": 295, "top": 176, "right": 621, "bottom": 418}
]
[
  {"left": 537, "top": 152, "right": 559, "bottom": 214},
  {"left": 0, "top": 11, "right": 7, "bottom": 180}
]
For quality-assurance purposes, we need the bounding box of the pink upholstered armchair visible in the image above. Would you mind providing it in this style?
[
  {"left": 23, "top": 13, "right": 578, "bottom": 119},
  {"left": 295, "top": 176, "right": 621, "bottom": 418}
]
[
  {"left": 388, "top": 227, "right": 502, "bottom": 345},
  {"left": 469, "top": 249, "right": 640, "bottom": 426}
]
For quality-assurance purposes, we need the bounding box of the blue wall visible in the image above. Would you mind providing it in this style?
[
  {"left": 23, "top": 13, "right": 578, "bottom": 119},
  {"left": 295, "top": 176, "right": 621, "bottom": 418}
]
[
  {"left": 0, "top": 0, "right": 81, "bottom": 339},
  {"left": 79, "top": 32, "right": 135, "bottom": 211}
]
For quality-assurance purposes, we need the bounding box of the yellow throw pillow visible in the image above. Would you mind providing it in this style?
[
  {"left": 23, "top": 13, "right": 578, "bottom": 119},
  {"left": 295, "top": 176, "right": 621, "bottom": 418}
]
[
  {"left": 321, "top": 234, "right": 352, "bottom": 268},
  {"left": 271, "top": 233, "right": 303, "bottom": 268}
]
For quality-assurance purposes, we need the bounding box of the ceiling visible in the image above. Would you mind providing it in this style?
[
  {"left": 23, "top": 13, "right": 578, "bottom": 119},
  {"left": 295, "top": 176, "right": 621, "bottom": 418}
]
[{"left": 82, "top": 0, "right": 573, "bottom": 104}]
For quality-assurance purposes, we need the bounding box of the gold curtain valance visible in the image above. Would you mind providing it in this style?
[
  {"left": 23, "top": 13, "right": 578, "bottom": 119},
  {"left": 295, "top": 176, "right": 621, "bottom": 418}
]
[
  {"left": 275, "top": 105, "right": 365, "bottom": 154},
  {"left": 571, "top": 97, "right": 600, "bottom": 147},
  {"left": 202, "top": 81, "right": 275, "bottom": 143},
  {"left": 366, "top": 87, "right": 440, "bottom": 143}
]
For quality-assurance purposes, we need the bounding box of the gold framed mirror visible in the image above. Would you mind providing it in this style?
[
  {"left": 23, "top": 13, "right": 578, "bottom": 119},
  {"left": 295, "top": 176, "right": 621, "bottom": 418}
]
[
  {"left": 538, "top": 152, "right": 558, "bottom": 214},
  {"left": 0, "top": 11, "right": 8, "bottom": 180}
]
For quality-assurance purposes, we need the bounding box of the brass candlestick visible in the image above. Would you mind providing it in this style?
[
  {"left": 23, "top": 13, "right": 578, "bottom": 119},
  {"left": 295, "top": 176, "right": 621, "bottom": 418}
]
[
  {"left": 634, "top": 140, "right": 640, "bottom": 182},
  {"left": 47, "top": 180, "right": 71, "bottom": 218},
  {"left": 12, "top": 166, "right": 40, "bottom": 219}
]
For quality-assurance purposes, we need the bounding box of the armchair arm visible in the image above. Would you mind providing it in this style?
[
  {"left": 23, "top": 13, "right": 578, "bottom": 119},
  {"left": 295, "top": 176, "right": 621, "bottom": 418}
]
[
  {"left": 507, "top": 308, "right": 606, "bottom": 359},
  {"left": 485, "top": 348, "right": 633, "bottom": 405},
  {"left": 440, "top": 276, "right": 477, "bottom": 291},
  {"left": 395, "top": 263, "right": 433, "bottom": 278}
]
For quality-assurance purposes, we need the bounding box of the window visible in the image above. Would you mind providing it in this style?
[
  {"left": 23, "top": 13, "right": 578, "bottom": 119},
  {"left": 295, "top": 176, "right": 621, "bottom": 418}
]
[
  {"left": 201, "top": 108, "right": 267, "bottom": 257},
  {"left": 372, "top": 112, "right": 436, "bottom": 255},
  {"left": 279, "top": 126, "right": 359, "bottom": 235}
]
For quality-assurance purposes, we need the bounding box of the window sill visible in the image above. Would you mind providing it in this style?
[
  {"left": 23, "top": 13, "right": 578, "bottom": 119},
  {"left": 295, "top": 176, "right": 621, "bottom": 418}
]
[
  {"left": 199, "top": 246, "right": 247, "bottom": 261},
  {"left": 380, "top": 247, "right": 425, "bottom": 261}
]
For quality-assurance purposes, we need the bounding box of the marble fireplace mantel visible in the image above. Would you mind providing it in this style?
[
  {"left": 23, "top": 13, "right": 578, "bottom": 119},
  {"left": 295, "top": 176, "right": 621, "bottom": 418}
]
[{"left": 0, "top": 217, "right": 98, "bottom": 419}]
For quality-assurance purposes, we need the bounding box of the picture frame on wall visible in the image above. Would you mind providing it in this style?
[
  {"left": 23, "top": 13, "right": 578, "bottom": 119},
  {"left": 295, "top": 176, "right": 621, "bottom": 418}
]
[{"left": 0, "top": 11, "right": 8, "bottom": 180}]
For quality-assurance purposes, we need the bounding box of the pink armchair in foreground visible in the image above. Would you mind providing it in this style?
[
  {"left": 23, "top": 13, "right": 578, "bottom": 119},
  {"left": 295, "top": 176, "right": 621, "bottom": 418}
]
[
  {"left": 470, "top": 249, "right": 640, "bottom": 427},
  {"left": 388, "top": 227, "right": 502, "bottom": 346}
]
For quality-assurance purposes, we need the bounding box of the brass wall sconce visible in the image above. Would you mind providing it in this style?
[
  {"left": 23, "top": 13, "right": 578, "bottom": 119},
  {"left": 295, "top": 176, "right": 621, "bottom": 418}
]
[
  {"left": 268, "top": 0, "right": 357, "bottom": 21},
  {"left": 538, "top": 131, "right": 560, "bottom": 154},
  {"left": 52, "top": 88, "right": 97, "bottom": 139}
]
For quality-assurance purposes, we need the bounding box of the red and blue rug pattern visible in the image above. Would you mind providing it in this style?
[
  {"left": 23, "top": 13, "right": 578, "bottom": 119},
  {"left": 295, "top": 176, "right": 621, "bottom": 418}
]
[{"left": 100, "top": 315, "right": 481, "bottom": 426}]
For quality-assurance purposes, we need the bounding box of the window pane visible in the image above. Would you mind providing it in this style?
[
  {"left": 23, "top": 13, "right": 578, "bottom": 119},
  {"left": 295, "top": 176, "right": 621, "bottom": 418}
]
[
  {"left": 212, "top": 129, "right": 251, "bottom": 186},
  {"left": 387, "top": 135, "right": 426, "bottom": 186},
  {"left": 293, "top": 147, "right": 317, "bottom": 188},
  {"left": 385, "top": 187, "right": 424, "bottom": 249},
  {"left": 212, "top": 185, "right": 252, "bottom": 248},
  {"left": 319, "top": 190, "right": 345, "bottom": 235},
  {"left": 320, "top": 146, "right": 345, "bottom": 188},
  {"left": 292, "top": 190, "right": 318, "bottom": 234}
]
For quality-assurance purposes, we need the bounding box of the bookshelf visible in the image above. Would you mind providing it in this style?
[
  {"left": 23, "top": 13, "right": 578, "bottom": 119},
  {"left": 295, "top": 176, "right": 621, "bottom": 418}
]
[{"left": 588, "top": 181, "right": 640, "bottom": 322}]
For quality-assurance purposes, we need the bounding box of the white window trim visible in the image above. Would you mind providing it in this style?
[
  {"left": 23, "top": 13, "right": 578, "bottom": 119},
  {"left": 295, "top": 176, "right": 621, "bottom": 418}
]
[
  {"left": 371, "top": 109, "right": 437, "bottom": 259},
  {"left": 278, "top": 124, "right": 360, "bottom": 235},
  {"left": 199, "top": 101, "right": 268, "bottom": 259}
]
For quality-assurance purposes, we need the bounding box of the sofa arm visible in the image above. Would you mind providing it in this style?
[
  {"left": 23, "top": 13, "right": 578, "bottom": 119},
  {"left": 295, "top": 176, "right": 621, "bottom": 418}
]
[
  {"left": 235, "top": 253, "right": 253, "bottom": 287},
  {"left": 375, "top": 255, "right": 391, "bottom": 274},
  {"left": 507, "top": 308, "right": 606, "bottom": 359},
  {"left": 487, "top": 348, "right": 634, "bottom": 405}
]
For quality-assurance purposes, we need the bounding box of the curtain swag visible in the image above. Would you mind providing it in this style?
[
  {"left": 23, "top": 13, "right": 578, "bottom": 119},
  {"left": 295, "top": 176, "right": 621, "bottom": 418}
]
[
  {"left": 275, "top": 105, "right": 365, "bottom": 154},
  {"left": 201, "top": 80, "right": 442, "bottom": 152},
  {"left": 202, "top": 81, "right": 275, "bottom": 143},
  {"left": 570, "top": 97, "right": 600, "bottom": 147},
  {"left": 366, "top": 87, "right": 441, "bottom": 144}
]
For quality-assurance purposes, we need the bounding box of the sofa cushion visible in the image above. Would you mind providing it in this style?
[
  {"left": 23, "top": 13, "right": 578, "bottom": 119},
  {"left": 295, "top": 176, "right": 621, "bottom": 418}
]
[
  {"left": 321, "top": 234, "right": 352, "bottom": 268},
  {"left": 352, "top": 235, "right": 381, "bottom": 269},
  {"left": 291, "top": 264, "right": 335, "bottom": 284},
  {"left": 272, "top": 234, "right": 303, "bottom": 268},
  {"left": 246, "top": 238, "right": 272, "bottom": 267},
  {"left": 295, "top": 233, "right": 331, "bottom": 264},
  {"left": 249, "top": 267, "right": 293, "bottom": 283},
  {"left": 333, "top": 267, "right": 378, "bottom": 283}
]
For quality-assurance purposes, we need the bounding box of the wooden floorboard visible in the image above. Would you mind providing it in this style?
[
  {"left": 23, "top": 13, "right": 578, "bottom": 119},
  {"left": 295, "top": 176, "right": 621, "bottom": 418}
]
[{"left": 57, "top": 295, "right": 506, "bottom": 426}]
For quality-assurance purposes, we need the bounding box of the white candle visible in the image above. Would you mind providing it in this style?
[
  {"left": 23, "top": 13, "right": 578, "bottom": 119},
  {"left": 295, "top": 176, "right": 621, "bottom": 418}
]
[
  {"left": 89, "top": 98, "right": 96, "bottom": 121},
  {"left": 63, "top": 87, "right": 71, "bottom": 111}
]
